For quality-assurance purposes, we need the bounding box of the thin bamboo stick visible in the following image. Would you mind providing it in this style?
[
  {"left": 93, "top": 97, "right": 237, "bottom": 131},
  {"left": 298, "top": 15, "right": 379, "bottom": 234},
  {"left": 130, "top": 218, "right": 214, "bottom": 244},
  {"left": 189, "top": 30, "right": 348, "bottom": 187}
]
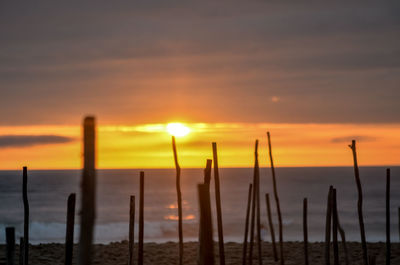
[
  {"left": 242, "top": 184, "right": 253, "bottom": 265},
  {"left": 65, "top": 193, "right": 76, "bottom": 265},
  {"left": 212, "top": 142, "right": 226, "bottom": 265},
  {"left": 349, "top": 140, "right": 368, "bottom": 265},
  {"left": 22, "top": 167, "right": 29, "bottom": 265},
  {"left": 138, "top": 172, "right": 144, "bottom": 265},
  {"left": 332, "top": 189, "right": 339, "bottom": 265},
  {"left": 254, "top": 140, "right": 262, "bottom": 265},
  {"left": 248, "top": 141, "right": 258, "bottom": 265},
  {"left": 386, "top": 168, "right": 391, "bottom": 265},
  {"left": 265, "top": 193, "right": 278, "bottom": 261},
  {"left": 325, "top": 186, "right": 333, "bottom": 265}
]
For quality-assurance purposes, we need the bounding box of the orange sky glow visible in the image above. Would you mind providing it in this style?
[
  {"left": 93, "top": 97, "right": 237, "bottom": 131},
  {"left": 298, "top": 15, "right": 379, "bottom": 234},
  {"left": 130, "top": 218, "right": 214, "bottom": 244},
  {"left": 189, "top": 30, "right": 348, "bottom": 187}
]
[{"left": 1, "top": 122, "right": 399, "bottom": 170}]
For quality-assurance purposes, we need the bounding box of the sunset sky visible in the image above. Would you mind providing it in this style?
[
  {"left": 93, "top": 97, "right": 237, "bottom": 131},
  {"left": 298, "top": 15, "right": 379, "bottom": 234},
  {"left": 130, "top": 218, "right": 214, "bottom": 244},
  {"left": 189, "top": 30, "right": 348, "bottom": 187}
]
[{"left": 1, "top": 1, "right": 399, "bottom": 169}]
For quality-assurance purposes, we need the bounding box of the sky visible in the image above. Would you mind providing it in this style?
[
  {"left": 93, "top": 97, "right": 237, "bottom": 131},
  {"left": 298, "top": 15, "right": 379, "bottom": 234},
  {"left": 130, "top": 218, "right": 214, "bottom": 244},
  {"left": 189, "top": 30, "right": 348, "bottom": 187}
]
[{"left": 0, "top": 1, "right": 399, "bottom": 169}]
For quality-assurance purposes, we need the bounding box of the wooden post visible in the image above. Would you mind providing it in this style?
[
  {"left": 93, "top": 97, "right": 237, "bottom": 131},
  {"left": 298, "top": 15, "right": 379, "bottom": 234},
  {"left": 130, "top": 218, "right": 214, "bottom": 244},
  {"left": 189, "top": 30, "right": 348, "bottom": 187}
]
[
  {"left": 6, "top": 227, "right": 15, "bottom": 265},
  {"left": 197, "top": 183, "right": 214, "bottom": 265},
  {"left": 22, "top": 167, "right": 29, "bottom": 265},
  {"left": 386, "top": 168, "right": 391, "bottom": 265},
  {"left": 242, "top": 184, "right": 253, "bottom": 265},
  {"left": 303, "top": 198, "right": 309, "bottom": 265},
  {"left": 325, "top": 186, "right": 333, "bottom": 265},
  {"left": 332, "top": 189, "right": 339, "bottom": 265},
  {"left": 19, "top": 238, "right": 24, "bottom": 265},
  {"left": 172, "top": 136, "right": 183, "bottom": 265},
  {"left": 254, "top": 141, "right": 262, "bottom": 265},
  {"left": 349, "top": 140, "right": 368, "bottom": 265},
  {"left": 129, "top": 196, "right": 135, "bottom": 265},
  {"left": 368, "top": 255, "right": 376, "bottom": 265},
  {"left": 336, "top": 208, "right": 349, "bottom": 265},
  {"left": 79, "top": 116, "right": 96, "bottom": 265},
  {"left": 265, "top": 193, "right": 278, "bottom": 261},
  {"left": 248, "top": 141, "right": 258, "bottom": 265},
  {"left": 212, "top": 143, "right": 226, "bottom": 265},
  {"left": 204, "top": 159, "right": 212, "bottom": 185},
  {"left": 267, "top": 132, "right": 284, "bottom": 265},
  {"left": 65, "top": 193, "right": 76, "bottom": 265},
  {"left": 138, "top": 172, "right": 144, "bottom": 265}
]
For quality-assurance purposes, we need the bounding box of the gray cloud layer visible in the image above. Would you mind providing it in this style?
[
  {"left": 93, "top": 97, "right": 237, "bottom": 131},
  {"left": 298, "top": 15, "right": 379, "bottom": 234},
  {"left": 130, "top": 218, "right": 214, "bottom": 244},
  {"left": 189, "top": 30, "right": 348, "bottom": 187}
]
[
  {"left": 0, "top": 135, "right": 75, "bottom": 148},
  {"left": 0, "top": 1, "right": 399, "bottom": 125}
]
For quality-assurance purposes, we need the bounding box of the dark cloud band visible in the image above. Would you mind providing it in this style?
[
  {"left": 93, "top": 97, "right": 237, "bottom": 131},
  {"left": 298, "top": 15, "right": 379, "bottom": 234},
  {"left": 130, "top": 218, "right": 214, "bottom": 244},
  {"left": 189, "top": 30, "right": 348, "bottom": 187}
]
[{"left": 0, "top": 135, "right": 75, "bottom": 148}]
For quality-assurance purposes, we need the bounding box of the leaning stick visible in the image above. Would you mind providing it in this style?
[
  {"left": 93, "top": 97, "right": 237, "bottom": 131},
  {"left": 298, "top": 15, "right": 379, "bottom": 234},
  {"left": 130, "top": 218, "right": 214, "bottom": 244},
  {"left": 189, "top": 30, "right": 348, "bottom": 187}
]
[
  {"left": 386, "top": 168, "right": 391, "bottom": 265},
  {"left": 267, "top": 132, "right": 284, "bottom": 265},
  {"left": 22, "top": 167, "right": 29, "bottom": 265},
  {"left": 265, "top": 193, "right": 278, "bottom": 261},
  {"left": 325, "top": 186, "right": 333, "bottom": 265},
  {"left": 248, "top": 141, "right": 258, "bottom": 265},
  {"left": 242, "top": 184, "right": 253, "bottom": 265},
  {"left": 65, "top": 193, "right": 76, "bottom": 265},
  {"left": 303, "top": 198, "right": 309, "bottom": 265},
  {"left": 332, "top": 189, "right": 339, "bottom": 265},
  {"left": 254, "top": 141, "right": 262, "bottom": 265},
  {"left": 172, "top": 136, "right": 184, "bottom": 265},
  {"left": 349, "top": 140, "right": 368, "bottom": 265},
  {"left": 212, "top": 142, "right": 226, "bottom": 265},
  {"left": 129, "top": 196, "right": 135, "bottom": 265},
  {"left": 138, "top": 172, "right": 144, "bottom": 265}
]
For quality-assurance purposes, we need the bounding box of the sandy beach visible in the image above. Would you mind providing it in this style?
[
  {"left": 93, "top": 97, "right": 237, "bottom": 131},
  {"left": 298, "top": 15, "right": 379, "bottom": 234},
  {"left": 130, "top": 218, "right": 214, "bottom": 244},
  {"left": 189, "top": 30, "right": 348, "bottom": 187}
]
[{"left": 1, "top": 241, "right": 399, "bottom": 265}]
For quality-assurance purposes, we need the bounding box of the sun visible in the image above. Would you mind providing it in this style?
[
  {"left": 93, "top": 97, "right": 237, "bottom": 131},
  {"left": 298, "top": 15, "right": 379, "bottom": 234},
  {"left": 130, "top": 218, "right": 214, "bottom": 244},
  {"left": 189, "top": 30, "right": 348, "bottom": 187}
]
[{"left": 166, "top": 122, "right": 191, "bottom": 137}]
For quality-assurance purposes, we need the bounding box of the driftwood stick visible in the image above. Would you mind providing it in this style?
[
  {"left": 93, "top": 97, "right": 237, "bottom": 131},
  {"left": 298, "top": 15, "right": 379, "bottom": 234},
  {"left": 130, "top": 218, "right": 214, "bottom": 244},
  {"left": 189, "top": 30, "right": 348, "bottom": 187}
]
[
  {"left": 172, "top": 136, "right": 184, "bottom": 265},
  {"left": 212, "top": 142, "right": 226, "bottom": 265},
  {"left": 22, "top": 167, "right": 29, "bottom": 265},
  {"left": 197, "top": 183, "right": 214, "bottom": 265},
  {"left": 79, "top": 116, "right": 96, "bottom": 265},
  {"left": 248, "top": 141, "right": 258, "bottom": 265},
  {"left": 386, "top": 168, "right": 391, "bottom": 265},
  {"left": 303, "top": 198, "right": 309, "bottom": 265},
  {"left": 336, "top": 207, "right": 349, "bottom": 265},
  {"left": 267, "top": 132, "right": 284, "bottom": 265},
  {"left": 19, "top": 238, "right": 24, "bottom": 265},
  {"left": 242, "top": 184, "right": 253, "bottom": 265},
  {"left": 265, "top": 193, "right": 278, "bottom": 261},
  {"left": 65, "top": 193, "right": 76, "bottom": 265},
  {"left": 325, "top": 186, "right": 333, "bottom": 265},
  {"left": 138, "top": 172, "right": 144, "bottom": 265},
  {"left": 254, "top": 141, "right": 262, "bottom": 265},
  {"left": 349, "top": 140, "right": 368, "bottom": 265},
  {"left": 6, "top": 227, "right": 15, "bottom": 265},
  {"left": 204, "top": 159, "right": 212, "bottom": 185},
  {"left": 129, "top": 196, "right": 135, "bottom": 265},
  {"left": 332, "top": 189, "right": 339, "bottom": 265}
]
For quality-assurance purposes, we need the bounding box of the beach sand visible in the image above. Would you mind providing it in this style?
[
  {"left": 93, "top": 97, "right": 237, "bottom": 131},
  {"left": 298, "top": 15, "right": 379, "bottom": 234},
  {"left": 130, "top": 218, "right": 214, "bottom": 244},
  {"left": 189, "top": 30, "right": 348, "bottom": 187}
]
[{"left": 0, "top": 241, "right": 399, "bottom": 264}]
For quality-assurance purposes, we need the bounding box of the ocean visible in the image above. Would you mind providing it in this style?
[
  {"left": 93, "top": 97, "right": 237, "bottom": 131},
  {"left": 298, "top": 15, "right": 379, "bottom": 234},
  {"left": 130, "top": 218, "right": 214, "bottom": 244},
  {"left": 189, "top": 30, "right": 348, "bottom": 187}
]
[{"left": 0, "top": 167, "right": 399, "bottom": 244}]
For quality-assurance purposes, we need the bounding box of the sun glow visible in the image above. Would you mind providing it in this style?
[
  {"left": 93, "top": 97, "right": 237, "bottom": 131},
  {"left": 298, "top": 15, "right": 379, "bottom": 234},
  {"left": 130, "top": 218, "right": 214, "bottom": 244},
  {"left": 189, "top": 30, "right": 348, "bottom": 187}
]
[{"left": 166, "top": 122, "right": 191, "bottom": 137}]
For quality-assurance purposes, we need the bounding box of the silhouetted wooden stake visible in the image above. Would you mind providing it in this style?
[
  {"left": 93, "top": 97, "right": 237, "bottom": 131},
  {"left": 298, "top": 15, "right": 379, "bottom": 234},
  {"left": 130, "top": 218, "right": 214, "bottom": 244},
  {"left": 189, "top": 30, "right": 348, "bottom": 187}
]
[
  {"left": 19, "top": 238, "right": 24, "bottom": 265},
  {"left": 242, "top": 184, "right": 253, "bottom": 265},
  {"left": 332, "top": 189, "right": 339, "bottom": 265},
  {"left": 79, "top": 116, "right": 96, "bottom": 265},
  {"left": 172, "top": 136, "right": 183, "bottom": 265},
  {"left": 349, "top": 140, "right": 368, "bottom": 265},
  {"left": 336, "top": 209, "right": 349, "bottom": 265},
  {"left": 325, "top": 186, "right": 333, "bottom": 265},
  {"left": 197, "top": 183, "right": 214, "bottom": 265},
  {"left": 129, "top": 196, "right": 135, "bottom": 265},
  {"left": 265, "top": 193, "right": 278, "bottom": 262},
  {"left": 267, "top": 132, "right": 284, "bottom": 265},
  {"left": 204, "top": 159, "right": 212, "bottom": 185},
  {"left": 368, "top": 255, "right": 376, "bottom": 265},
  {"left": 386, "top": 168, "right": 391, "bottom": 265},
  {"left": 212, "top": 142, "right": 226, "bottom": 265},
  {"left": 65, "top": 193, "right": 76, "bottom": 265},
  {"left": 6, "top": 227, "right": 15, "bottom": 265},
  {"left": 254, "top": 141, "right": 262, "bottom": 265},
  {"left": 398, "top": 207, "right": 400, "bottom": 242},
  {"left": 303, "top": 198, "right": 309, "bottom": 265},
  {"left": 22, "top": 167, "right": 29, "bottom": 265},
  {"left": 138, "top": 172, "right": 144, "bottom": 265},
  {"left": 248, "top": 141, "right": 258, "bottom": 265}
]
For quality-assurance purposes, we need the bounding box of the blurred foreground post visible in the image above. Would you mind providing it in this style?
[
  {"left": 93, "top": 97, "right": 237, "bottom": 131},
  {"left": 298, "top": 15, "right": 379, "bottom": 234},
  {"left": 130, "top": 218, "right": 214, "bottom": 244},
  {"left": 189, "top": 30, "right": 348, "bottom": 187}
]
[
  {"left": 79, "top": 116, "right": 96, "bottom": 265},
  {"left": 325, "top": 186, "right": 333, "bottom": 265},
  {"left": 212, "top": 143, "right": 226, "bottom": 265},
  {"left": 332, "top": 189, "right": 339, "bottom": 265},
  {"left": 386, "top": 168, "right": 391, "bottom": 265},
  {"left": 303, "top": 198, "right": 308, "bottom": 265},
  {"left": 267, "top": 132, "right": 284, "bottom": 265},
  {"left": 265, "top": 193, "right": 278, "bottom": 261},
  {"left": 6, "top": 227, "right": 15, "bottom": 265},
  {"left": 22, "top": 167, "right": 29, "bottom": 265},
  {"left": 197, "top": 183, "right": 214, "bottom": 265},
  {"left": 349, "top": 140, "right": 368, "bottom": 265},
  {"left": 242, "top": 184, "right": 253, "bottom": 265},
  {"left": 138, "top": 172, "right": 144, "bottom": 265},
  {"left": 129, "top": 196, "right": 135, "bottom": 265},
  {"left": 172, "top": 136, "right": 183, "bottom": 265},
  {"left": 65, "top": 193, "right": 76, "bottom": 265}
]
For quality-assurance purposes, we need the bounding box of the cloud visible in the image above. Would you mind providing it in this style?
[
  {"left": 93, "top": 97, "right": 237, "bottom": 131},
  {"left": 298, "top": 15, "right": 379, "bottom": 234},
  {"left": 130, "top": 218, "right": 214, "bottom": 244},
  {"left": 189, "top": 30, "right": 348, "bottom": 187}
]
[
  {"left": 0, "top": 135, "right": 75, "bottom": 148},
  {"left": 330, "top": 135, "right": 377, "bottom": 143}
]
